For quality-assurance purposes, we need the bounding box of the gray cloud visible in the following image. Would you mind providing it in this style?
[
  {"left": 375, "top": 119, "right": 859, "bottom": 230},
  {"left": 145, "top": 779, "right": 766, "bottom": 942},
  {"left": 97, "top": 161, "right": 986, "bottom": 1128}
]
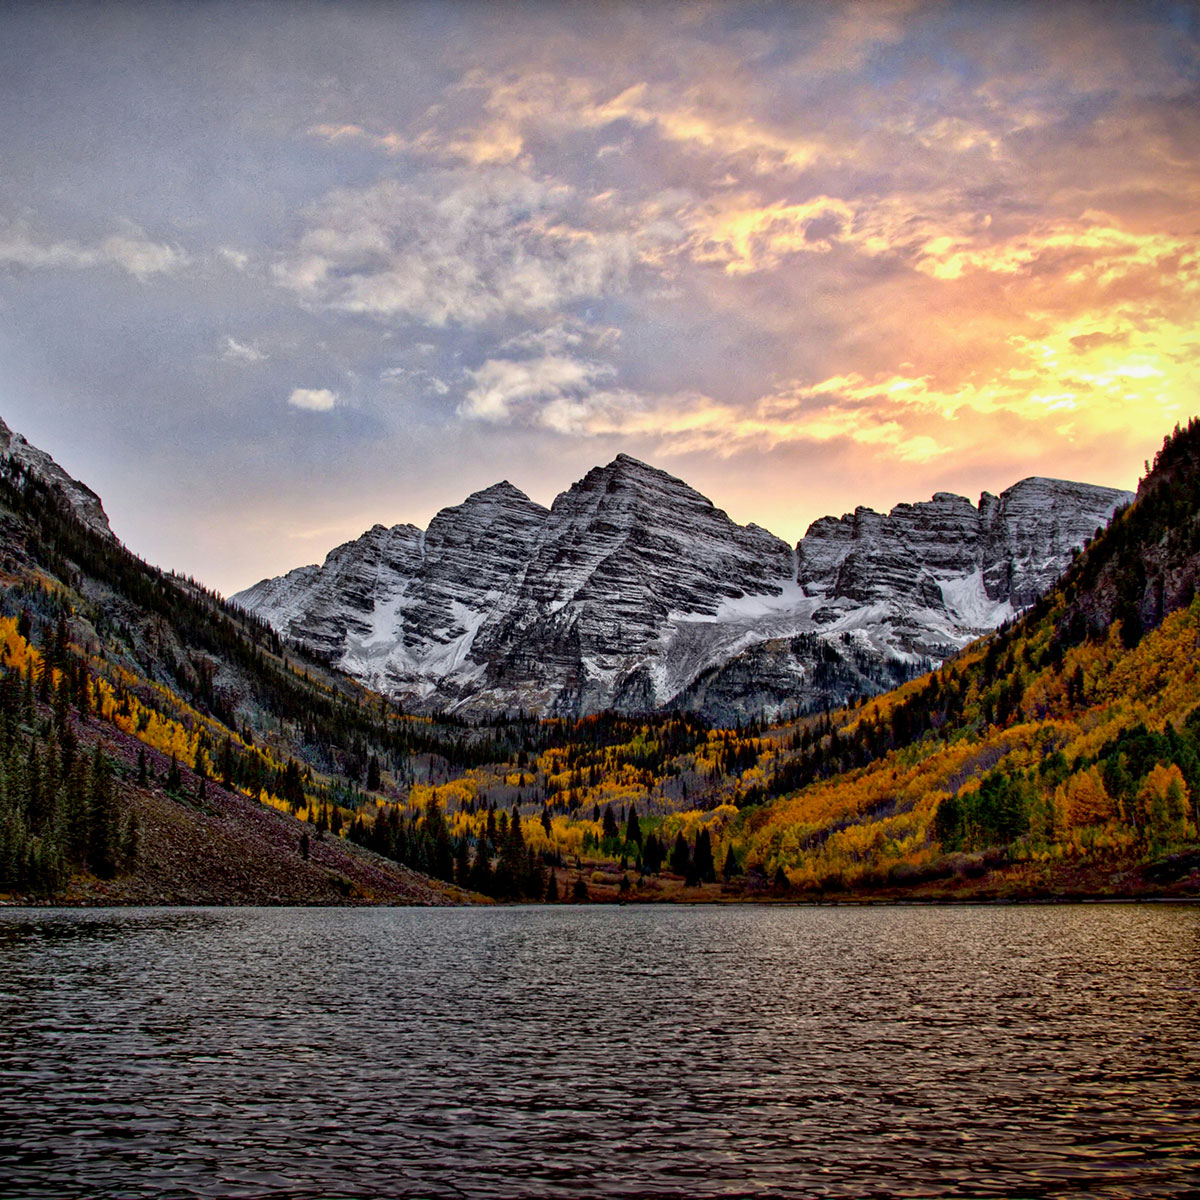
[
  {"left": 0, "top": 223, "right": 188, "bottom": 279},
  {"left": 273, "top": 168, "right": 638, "bottom": 327}
]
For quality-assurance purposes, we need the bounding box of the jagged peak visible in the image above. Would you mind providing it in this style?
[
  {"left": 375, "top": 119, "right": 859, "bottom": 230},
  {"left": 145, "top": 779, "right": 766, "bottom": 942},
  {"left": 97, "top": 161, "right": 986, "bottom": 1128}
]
[
  {"left": 606, "top": 452, "right": 675, "bottom": 479},
  {"left": 580, "top": 452, "right": 710, "bottom": 503},
  {"left": 0, "top": 414, "right": 114, "bottom": 540},
  {"left": 999, "top": 474, "right": 1133, "bottom": 499},
  {"left": 460, "top": 479, "right": 546, "bottom": 510}
]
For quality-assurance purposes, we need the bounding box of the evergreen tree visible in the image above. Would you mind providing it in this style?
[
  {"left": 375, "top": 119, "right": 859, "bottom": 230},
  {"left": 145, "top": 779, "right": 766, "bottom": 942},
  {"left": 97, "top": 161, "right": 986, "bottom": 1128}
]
[
  {"left": 721, "top": 844, "right": 741, "bottom": 880},
  {"left": 642, "top": 833, "right": 664, "bottom": 875},
  {"left": 602, "top": 804, "right": 619, "bottom": 841},
  {"left": 624, "top": 804, "right": 642, "bottom": 846},
  {"left": 453, "top": 836, "right": 471, "bottom": 886},
  {"left": 85, "top": 743, "right": 117, "bottom": 878},
  {"left": 470, "top": 837, "right": 493, "bottom": 894},
  {"left": 219, "top": 738, "right": 234, "bottom": 789},
  {"left": 694, "top": 828, "right": 716, "bottom": 883},
  {"left": 281, "top": 759, "right": 305, "bottom": 812},
  {"left": 669, "top": 831, "right": 691, "bottom": 878}
]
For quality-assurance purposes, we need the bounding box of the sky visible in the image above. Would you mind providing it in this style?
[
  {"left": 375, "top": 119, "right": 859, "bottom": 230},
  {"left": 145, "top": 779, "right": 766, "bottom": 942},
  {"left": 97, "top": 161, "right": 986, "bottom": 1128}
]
[{"left": 1, "top": 0, "right": 1197, "bottom": 596}]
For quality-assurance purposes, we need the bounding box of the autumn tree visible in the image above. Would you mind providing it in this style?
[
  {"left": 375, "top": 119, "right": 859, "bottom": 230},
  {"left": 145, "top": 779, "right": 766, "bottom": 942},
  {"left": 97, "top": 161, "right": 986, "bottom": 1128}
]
[{"left": 1138, "top": 763, "right": 1190, "bottom": 846}]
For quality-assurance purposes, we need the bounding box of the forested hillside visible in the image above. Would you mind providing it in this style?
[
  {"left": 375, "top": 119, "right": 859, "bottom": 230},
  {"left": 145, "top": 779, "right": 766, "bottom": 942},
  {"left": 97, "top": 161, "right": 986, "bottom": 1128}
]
[
  {"left": 2, "top": 418, "right": 1198, "bottom": 904},
  {"left": 719, "top": 418, "right": 1200, "bottom": 896}
]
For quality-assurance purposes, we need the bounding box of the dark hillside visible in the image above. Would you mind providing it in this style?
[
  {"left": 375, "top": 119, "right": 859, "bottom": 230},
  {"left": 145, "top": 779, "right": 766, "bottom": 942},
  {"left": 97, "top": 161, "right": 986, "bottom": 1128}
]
[{"left": 1056, "top": 418, "right": 1200, "bottom": 646}]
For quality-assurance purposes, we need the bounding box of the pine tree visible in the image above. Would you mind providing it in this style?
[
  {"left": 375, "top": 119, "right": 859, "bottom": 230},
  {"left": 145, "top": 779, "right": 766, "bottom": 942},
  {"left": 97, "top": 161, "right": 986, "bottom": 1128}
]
[
  {"left": 470, "top": 837, "right": 493, "bottom": 894},
  {"left": 454, "top": 836, "right": 471, "bottom": 885},
  {"left": 669, "top": 831, "right": 691, "bottom": 878},
  {"left": 721, "top": 844, "right": 741, "bottom": 880},
  {"left": 85, "top": 743, "right": 117, "bottom": 879},
  {"left": 625, "top": 804, "right": 642, "bottom": 846},
  {"left": 642, "top": 833, "right": 664, "bottom": 875},
  {"left": 694, "top": 828, "right": 716, "bottom": 883},
  {"left": 602, "top": 804, "right": 619, "bottom": 841}
]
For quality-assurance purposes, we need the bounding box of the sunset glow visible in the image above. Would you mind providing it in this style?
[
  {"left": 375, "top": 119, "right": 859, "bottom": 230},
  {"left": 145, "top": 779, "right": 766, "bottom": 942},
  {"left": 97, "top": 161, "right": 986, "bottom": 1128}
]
[{"left": 0, "top": 1, "right": 1196, "bottom": 592}]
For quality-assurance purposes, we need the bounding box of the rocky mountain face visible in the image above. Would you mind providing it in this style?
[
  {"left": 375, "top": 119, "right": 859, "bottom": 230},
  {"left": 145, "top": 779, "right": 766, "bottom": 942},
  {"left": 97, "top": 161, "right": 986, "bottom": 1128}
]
[
  {"left": 235, "top": 456, "right": 1133, "bottom": 722},
  {"left": 0, "top": 416, "right": 114, "bottom": 540}
]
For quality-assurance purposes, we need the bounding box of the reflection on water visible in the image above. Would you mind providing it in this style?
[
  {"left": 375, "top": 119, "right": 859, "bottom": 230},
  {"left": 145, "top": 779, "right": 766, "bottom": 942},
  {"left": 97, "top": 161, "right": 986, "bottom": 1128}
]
[{"left": 1, "top": 904, "right": 1197, "bottom": 1198}]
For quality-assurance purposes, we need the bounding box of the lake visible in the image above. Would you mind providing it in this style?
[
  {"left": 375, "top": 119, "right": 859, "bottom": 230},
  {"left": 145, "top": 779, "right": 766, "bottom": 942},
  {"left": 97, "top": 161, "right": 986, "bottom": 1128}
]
[{"left": 1, "top": 904, "right": 1197, "bottom": 1198}]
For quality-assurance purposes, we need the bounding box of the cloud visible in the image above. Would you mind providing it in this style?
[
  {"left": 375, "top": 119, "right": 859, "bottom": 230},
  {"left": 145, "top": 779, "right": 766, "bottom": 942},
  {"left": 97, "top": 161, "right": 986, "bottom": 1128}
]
[
  {"left": 288, "top": 387, "right": 340, "bottom": 412},
  {"left": 307, "top": 122, "right": 407, "bottom": 154},
  {"left": 497, "top": 317, "right": 621, "bottom": 357},
  {"left": 411, "top": 70, "right": 834, "bottom": 177},
  {"left": 456, "top": 310, "right": 1200, "bottom": 471},
  {"left": 380, "top": 365, "right": 450, "bottom": 396},
  {"left": 218, "top": 247, "right": 251, "bottom": 271},
  {"left": 460, "top": 354, "right": 617, "bottom": 425},
  {"left": 273, "top": 168, "right": 636, "bottom": 327},
  {"left": 683, "top": 195, "right": 856, "bottom": 274},
  {"left": 221, "top": 336, "right": 267, "bottom": 363},
  {"left": 0, "top": 223, "right": 188, "bottom": 279}
]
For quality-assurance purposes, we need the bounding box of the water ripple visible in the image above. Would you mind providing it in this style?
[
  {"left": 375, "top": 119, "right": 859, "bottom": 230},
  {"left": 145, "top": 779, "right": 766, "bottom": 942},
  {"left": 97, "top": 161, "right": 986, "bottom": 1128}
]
[{"left": 1, "top": 904, "right": 1198, "bottom": 1197}]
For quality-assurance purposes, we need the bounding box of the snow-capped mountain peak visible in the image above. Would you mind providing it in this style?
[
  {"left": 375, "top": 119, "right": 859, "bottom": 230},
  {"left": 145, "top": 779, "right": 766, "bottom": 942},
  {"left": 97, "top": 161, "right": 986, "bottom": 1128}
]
[{"left": 233, "top": 461, "right": 1133, "bottom": 720}]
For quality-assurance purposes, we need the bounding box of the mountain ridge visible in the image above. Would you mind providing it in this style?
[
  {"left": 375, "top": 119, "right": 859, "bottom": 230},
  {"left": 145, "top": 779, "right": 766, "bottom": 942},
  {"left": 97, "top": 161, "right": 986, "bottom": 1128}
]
[
  {"left": 234, "top": 454, "right": 1132, "bottom": 720},
  {"left": 0, "top": 416, "right": 115, "bottom": 541}
]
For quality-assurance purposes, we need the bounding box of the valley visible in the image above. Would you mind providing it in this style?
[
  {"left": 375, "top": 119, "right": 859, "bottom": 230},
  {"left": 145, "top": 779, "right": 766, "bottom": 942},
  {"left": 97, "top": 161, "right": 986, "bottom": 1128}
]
[{"left": 1, "top": 415, "right": 1197, "bottom": 907}]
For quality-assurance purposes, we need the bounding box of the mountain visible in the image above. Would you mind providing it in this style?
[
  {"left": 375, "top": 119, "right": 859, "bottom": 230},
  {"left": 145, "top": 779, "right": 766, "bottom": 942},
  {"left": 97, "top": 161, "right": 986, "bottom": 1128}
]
[
  {"left": 0, "top": 416, "right": 114, "bottom": 540},
  {"left": 235, "top": 456, "right": 1132, "bottom": 720},
  {"left": 0, "top": 417, "right": 485, "bottom": 904},
  {"left": 679, "top": 476, "right": 1132, "bottom": 722},
  {"left": 1, "top": 409, "right": 1195, "bottom": 906},
  {"left": 722, "top": 417, "right": 1200, "bottom": 898}
]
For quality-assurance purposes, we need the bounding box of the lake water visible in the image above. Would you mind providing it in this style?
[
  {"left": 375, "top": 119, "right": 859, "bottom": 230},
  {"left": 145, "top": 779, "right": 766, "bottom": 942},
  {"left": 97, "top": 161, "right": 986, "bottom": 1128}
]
[{"left": 1, "top": 904, "right": 1197, "bottom": 1198}]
